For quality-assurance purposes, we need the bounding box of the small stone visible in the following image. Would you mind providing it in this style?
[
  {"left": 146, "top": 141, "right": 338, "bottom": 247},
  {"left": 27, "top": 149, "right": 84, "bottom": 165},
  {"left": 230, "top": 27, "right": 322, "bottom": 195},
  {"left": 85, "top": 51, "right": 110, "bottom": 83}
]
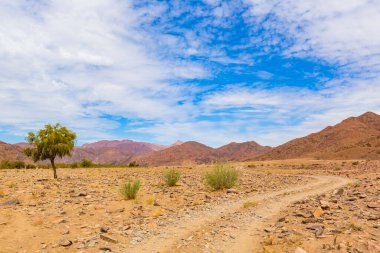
[
  {"left": 62, "top": 229, "right": 70, "bottom": 235},
  {"left": 59, "top": 239, "right": 72, "bottom": 247},
  {"left": 100, "top": 226, "right": 109, "bottom": 233},
  {"left": 226, "top": 189, "right": 238, "bottom": 194},
  {"left": 0, "top": 198, "right": 20, "bottom": 206},
  {"left": 319, "top": 200, "right": 330, "bottom": 210},
  {"left": 100, "top": 234, "right": 118, "bottom": 244},
  {"left": 295, "top": 247, "right": 308, "bottom": 253},
  {"left": 367, "top": 202, "right": 380, "bottom": 209},
  {"left": 153, "top": 200, "right": 160, "bottom": 206},
  {"left": 99, "top": 246, "right": 112, "bottom": 251},
  {"left": 333, "top": 188, "right": 344, "bottom": 196},
  {"left": 313, "top": 207, "right": 324, "bottom": 218}
]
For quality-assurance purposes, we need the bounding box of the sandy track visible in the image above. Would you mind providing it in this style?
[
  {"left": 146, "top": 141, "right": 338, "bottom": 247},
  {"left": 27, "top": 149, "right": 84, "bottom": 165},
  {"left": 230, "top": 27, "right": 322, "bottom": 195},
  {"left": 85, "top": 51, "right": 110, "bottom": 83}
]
[{"left": 128, "top": 175, "right": 351, "bottom": 253}]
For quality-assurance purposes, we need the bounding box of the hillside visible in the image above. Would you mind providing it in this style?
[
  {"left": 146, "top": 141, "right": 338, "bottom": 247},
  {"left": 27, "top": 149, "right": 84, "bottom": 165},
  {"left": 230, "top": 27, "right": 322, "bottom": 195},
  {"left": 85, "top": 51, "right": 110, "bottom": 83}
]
[
  {"left": 58, "top": 140, "right": 167, "bottom": 164},
  {"left": 136, "top": 141, "right": 271, "bottom": 166},
  {"left": 135, "top": 141, "right": 216, "bottom": 166},
  {"left": 215, "top": 141, "right": 272, "bottom": 161},
  {"left": 0, "top": 141, "right": 28, "bottom": 161},
  {"left": 259, "top": 112, "right": 380, "bottom": 160}
]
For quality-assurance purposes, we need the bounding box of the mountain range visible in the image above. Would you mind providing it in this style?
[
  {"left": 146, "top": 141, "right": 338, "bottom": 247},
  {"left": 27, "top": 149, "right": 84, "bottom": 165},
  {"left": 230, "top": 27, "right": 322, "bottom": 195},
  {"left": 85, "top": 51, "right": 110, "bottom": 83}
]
[{"left": 1, "top": 112, "right": 380, "bottom": 165}]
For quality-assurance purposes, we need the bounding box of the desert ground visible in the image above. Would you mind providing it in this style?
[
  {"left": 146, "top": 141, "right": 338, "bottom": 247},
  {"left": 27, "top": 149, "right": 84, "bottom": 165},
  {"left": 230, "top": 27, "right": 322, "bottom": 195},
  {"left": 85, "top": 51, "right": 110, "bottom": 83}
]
[{"left": 0, "top": 160, "right": 379, "bottom": 253}]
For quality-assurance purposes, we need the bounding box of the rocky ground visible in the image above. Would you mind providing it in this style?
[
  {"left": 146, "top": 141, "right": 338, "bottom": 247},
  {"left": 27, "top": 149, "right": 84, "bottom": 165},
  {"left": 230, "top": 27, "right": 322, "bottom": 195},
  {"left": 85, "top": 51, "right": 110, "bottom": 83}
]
[
  {"left": 0, "top": 161, "right": 378, "bottom": 253},
  {"left": 0, "top": 165, "right": 308, "bottom": 253},
  {"left": 256, "top": 161, "right": 380, "bottom": 253}
]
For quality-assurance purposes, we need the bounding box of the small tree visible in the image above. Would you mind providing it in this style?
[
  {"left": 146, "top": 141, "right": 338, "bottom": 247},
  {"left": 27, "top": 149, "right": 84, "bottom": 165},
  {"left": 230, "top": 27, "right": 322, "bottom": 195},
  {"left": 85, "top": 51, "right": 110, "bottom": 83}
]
[{"left": 24, "top": 123, "right": 76, "bottom": 179}]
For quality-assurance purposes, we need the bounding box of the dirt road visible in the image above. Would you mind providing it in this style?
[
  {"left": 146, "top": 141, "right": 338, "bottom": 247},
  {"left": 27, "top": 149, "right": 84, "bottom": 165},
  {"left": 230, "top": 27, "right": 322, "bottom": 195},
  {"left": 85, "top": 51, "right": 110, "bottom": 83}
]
[{"left": 128, "top": 175, "right": 351, "bottom": 253}]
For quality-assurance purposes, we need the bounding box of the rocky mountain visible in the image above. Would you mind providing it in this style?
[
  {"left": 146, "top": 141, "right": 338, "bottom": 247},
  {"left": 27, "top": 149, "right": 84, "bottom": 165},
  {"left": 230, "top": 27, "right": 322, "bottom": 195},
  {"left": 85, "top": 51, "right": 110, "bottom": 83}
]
[
  {"left": 136, "top": 141, "right": 272, "bottom": 166},
  {"left": 2, "top": 112, "right": 380, "bottom": 165},
  {"left": 259, "top": 112, "right": 380, "bottom": 160},
  {"left": 0, "top": 141, "right": 28, "bottom": 161},
  {"left": 58, "top": 140, "right": 167, "bottom": 164},
  {"left": 215, "top": 141, "right": 272, "bottom": 161},
  {"left": 135, "top": 141, "right": 216, "bottom": 166}
]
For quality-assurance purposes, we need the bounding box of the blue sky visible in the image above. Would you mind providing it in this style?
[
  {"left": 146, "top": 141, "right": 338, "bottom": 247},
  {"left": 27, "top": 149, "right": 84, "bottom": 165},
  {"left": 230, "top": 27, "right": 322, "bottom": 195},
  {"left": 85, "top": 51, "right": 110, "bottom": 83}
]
[{"left": 1, "top": 0, "right": 380, "bottom": 147}]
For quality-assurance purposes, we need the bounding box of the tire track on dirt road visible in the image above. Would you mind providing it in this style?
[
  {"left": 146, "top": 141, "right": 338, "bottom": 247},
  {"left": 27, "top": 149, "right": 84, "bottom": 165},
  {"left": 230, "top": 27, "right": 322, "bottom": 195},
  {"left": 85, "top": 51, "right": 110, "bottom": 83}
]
[{"left": 128, "top": 175, "right": 351, "bottom": 253}]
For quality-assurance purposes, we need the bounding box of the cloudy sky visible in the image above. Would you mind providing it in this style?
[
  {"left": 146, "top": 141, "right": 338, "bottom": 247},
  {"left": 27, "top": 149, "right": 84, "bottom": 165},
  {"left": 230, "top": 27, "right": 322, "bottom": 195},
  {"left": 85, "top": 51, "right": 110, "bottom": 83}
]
[{"left": 1, "top": 0, "right": 380, "bottom": 147}]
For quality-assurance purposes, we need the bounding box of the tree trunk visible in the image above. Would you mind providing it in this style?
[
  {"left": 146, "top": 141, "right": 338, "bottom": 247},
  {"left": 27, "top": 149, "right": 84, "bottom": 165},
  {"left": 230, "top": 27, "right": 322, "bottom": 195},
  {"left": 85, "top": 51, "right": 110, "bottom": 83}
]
[{"left": 51, "top": 158, "right": 57, "bottom": 179}]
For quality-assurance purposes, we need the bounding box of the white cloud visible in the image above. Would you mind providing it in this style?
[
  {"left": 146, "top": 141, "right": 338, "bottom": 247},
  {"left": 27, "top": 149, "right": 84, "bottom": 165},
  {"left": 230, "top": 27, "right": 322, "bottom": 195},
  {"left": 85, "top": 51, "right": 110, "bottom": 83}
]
[
  {"left": 0, "top": 0, "right": 205, "bottom": 142},
  {"left": 245, "top": 0, "right": 380, "bottom": 73}
]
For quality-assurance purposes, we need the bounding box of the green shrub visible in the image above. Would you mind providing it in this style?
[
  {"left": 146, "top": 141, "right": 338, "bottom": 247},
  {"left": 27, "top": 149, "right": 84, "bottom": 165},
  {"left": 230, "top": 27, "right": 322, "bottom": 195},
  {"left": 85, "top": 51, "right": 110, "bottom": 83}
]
[
  {"left": 26, "top": 164, "right": 36, "bottom": 169},
  {"left": 204, "top": 164, "right": 238, "bottom": 190},
  {"left": 128, "top": 161, "right": 139, "bottom": 167},
  {"left": 0, "top": 160, "right": 26, "bottom": 169},
  {"left": 70, "top": 162, "right": 79, "bottom": 168},
  {"left": 120, "top": 180, "right": 141, "bottom": 200},
  {"left": 37, "top": 164, "right": 50, "bottom": 169},
  {"left": 164, "top": 169, "right": 180, "bottom": 187},
  {"left": 80, "top": 159, "right": 93, "bottom": 168}
]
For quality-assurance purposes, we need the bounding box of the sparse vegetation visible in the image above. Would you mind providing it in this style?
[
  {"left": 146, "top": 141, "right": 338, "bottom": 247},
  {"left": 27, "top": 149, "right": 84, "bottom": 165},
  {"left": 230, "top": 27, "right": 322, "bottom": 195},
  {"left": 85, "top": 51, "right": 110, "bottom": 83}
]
[
  {"left": 6, "top": 182, "right": 17, "bottom": 188},
  {"left": 152, "top": 208, "right": 162, "bottom": 217},
  {"left": 243, "top": 201, "right": 258, "bottom": 208},
  {"left": 144, "top": 195, "right": 155, "bottom": 205},
  {"left": 1, "top": 160, "right": 26, "bottom": 169},
  {"left": 164, "top": 169, "right": 181, "bottom": 186},
  {"left": 204, "top": 164, "right": 238, "bottom": 190},
  {"left": 120, "top": 180, "right": 141, "bottom": 200}
]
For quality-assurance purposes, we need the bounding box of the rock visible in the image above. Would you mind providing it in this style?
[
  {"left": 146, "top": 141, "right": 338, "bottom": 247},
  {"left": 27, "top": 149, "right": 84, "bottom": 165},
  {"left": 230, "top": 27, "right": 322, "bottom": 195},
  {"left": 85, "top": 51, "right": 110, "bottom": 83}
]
[
  {"left": 367, "top": 202, "right": 380, "bottom": 209},
  {"left": 99, "top": 246, "right": 112, "bottom": 251},
  {"left": 153, "top": 200, "right": 160, "bottom": 206},
  {"left": 295, "top": 247, "right": 308, "bottom": 253},
  {"left": 77, "top": 192, "right": 87, "bottom": 197},
  {"left": 62, "top": 229, "right": 70, "bottom": 235},
  {"left": 226, "top": 189, "right": 238, "bottom": 194},
  {"left": 100, "top": 234, "right": 118, "bottom": 244},
  {"left": 100, "top": 226, "right": 109, "bottom": 233},
  {"left": 333, "top": 188, "right": 344, "bottom": 196},
  {"left": 264, "top": 227, "right": 273, "bottom": 233},
  {"left": 0, "top": 198, "right": 20, "bottom": 206},
  {"left": 313, "top": 207, "right": 324, "bottom": 218},
  {"left": 58, "top": 239, "right": 72, "bottom": 247},
  {"left": 319, "top": 200, "right": 330, "bottom": 210}
]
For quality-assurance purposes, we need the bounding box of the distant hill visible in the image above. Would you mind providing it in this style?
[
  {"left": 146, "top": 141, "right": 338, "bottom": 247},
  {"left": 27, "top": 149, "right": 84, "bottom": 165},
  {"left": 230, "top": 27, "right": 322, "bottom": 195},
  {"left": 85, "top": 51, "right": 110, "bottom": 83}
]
[
  {"left": 0, "top": 141, "right": 28, "bottom": 161},
  {"left": 259, "top": 112, "right": 380, "bottom": 160},
  {"left": 58, "top": 139, "right": 167, "bottom": 164},
  {"left": 2, "top": 112, "right": 380, "bottom": 165},
  {"left": 136, "top": 141, "right": 271, "bottom": 166},
  {"left": 8, "top": 139, "right": 168, "bottom": 165},
  {"left": 135, "top": 141, "right": 216, "bottom": 166}
]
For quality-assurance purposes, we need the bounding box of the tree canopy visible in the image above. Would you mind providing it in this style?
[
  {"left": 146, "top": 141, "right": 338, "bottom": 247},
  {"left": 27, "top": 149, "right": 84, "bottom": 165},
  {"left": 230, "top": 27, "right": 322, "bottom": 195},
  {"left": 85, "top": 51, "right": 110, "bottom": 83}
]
[{"left": 24, "top": 123, "right": 76, "bottom": 178}]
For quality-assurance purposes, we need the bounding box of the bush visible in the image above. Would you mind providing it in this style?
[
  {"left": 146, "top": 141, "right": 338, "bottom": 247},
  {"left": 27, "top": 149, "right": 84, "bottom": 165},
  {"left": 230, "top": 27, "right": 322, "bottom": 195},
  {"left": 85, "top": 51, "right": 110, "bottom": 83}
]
[
  {"left": 37, "top": 164, "right": 50, "bottom": 169},
  {"left": 128, "top": 161, "right": 139, "bottom": 167},
  {"left": 0, "top": 160, "right": 26, "bottom": 169},
  {"left": 80, "top": 159, "right": 93, "bottom": 168},
  {"left": 26, "top": 164, "right": 36, "bottom": 169},
  {"left": 120, "top": 180, "right": 141, "bottom": 200},
  {"left": 204, "top": 164, "right": 238, "bottom": 190},
  {"left": 164, "top": 169, "right": 180, "bottom": 187},
  {"left": 70, "top": 162, "right": 79, "bottom": 168}
]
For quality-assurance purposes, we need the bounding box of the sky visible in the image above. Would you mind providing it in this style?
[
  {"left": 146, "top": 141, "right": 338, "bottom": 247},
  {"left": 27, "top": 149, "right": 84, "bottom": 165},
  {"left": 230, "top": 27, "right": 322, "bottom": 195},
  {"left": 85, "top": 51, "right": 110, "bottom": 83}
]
[{"left": 1, "top": 0, "right": 380, "bottom": 147}]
